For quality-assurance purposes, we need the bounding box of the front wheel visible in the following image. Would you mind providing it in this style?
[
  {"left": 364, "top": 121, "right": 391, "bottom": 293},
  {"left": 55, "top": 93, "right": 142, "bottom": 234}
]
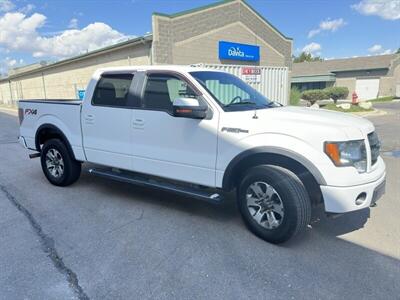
[
  {"left": 238, "top": 165, "right": 311, "bottom": 244},
  {"left": 40, "top": 139, "right": 81, "bottom": 186}
]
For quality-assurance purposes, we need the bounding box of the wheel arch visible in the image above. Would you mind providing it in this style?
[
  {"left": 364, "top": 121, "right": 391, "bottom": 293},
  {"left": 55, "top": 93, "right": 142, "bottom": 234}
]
[
  {"left": 35, "top": 124, "right": 76, "bottom": 160},
  {"left": 222, "top": 147, "right": 326, "bottom": 206}
]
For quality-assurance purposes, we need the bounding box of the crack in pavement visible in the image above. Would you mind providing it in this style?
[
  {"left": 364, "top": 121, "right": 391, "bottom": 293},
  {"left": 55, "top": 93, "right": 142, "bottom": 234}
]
[
  {"left": 0, "top": 184, "right": 90, "bottom": 300},
  {"left": 106, "top": 209, "right": 144, "bottom": 234}
]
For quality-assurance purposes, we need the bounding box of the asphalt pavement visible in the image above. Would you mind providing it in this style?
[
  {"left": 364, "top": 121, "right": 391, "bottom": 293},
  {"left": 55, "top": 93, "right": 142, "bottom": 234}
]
[{"left": 0, "top": 103, "right": 399, "bottom": 299}]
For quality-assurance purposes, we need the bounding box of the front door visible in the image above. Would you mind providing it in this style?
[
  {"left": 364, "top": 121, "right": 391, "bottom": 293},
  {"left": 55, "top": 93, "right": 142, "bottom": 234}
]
[
  {"left": 82, "top": 72, "right": 136, "bottom": 170},
  {"left": 131, "top": 72, "right": 219, "bottom": 187}
]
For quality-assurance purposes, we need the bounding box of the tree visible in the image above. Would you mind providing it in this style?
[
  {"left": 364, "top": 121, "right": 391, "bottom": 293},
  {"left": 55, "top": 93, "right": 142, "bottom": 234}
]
[
  {"left": 396, "top": 48, "right": 400, "bottom": 54},
  {"left": 293, "top": 52, "right": 323, "bottom": 63}
]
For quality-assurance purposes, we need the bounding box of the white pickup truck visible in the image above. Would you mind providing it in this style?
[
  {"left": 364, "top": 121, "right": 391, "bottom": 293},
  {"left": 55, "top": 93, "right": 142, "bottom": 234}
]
[{"left": 18, "top": 66, "right": 386, "bottom": 243}]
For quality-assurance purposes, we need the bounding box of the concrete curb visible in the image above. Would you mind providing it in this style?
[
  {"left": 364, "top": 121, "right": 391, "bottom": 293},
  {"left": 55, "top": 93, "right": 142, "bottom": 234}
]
[
  {"left": 351, "top": 109, "right": 388, "bottom": 117},
  {"left": 318, "top": 106, "right": 388, "bottom": 117}
]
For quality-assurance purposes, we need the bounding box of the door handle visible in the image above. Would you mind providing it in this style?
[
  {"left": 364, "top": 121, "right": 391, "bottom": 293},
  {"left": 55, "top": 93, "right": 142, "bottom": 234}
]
[
  {"left": 85, "top": 114, "right": 95, "bottom": 124},
  {"left": 133, "top": 118, "right": 145, "bottom": 127}
]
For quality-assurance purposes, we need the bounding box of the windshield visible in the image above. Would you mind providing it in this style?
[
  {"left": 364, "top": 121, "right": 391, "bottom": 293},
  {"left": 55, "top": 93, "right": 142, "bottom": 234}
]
[{"left": 190, "top": 71, "right": 276, "bottom": 111}]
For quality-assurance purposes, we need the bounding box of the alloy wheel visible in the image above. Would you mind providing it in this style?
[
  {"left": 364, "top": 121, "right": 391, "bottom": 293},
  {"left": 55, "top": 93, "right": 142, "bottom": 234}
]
[
  {"left": 45, "top": 148, "right": 65, "bottom": 178},
  {"left": 246, "top": 181, "right": 285, "bottom": 229}
]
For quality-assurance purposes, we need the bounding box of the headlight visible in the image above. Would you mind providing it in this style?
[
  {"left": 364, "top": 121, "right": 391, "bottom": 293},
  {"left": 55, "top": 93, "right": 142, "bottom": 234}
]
[{"left": 324, "top": 140, "right": 367, "bottom": 173}]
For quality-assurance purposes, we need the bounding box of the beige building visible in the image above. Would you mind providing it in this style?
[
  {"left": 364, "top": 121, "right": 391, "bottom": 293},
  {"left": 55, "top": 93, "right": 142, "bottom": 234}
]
[
  {"left": 291, "top": 54, "right": 400, "bottom": 100},
  {"left": 0, "top": 0, "right": 292, "bottom": 105}
]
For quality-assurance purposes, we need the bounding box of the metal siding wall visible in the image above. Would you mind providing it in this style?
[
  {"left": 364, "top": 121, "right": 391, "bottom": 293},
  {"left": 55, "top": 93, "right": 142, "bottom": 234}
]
[{"left": 197, "top": 63, "right": 288, "bottom": 105}]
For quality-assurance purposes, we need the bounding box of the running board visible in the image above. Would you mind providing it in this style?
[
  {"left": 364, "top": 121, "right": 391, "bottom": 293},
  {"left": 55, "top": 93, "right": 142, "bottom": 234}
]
[{"left": 88, "top": 168, "right": 223, "bottom": 204}]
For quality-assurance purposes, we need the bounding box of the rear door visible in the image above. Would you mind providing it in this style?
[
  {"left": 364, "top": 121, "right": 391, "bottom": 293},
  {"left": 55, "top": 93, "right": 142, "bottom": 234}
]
[
  {"left": 82, "top": 72, "right": 138, "bottom": 170},
  {"left": 130, "top": 71, "right": 219, "bottom": 187}
]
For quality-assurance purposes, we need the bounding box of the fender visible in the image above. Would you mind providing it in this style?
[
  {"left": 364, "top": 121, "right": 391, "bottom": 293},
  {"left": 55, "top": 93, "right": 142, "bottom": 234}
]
[
  {"left": 35, "top": 124, "right": 76, "bottom": 160},
  {"left": 222, "top": 146, "right": 327, "bottom": 191}
]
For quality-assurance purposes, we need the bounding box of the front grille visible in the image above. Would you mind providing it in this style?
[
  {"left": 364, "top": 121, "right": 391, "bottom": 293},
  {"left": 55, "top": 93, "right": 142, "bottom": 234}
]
[{"left": 368, "top": 131, "right": 380, "bottom": 165}]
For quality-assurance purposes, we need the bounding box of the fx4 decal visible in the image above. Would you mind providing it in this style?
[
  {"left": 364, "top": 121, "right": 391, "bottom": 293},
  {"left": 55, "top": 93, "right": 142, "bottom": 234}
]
[{"left": 25, "top": 109, "right": 37, "bottom": 115}]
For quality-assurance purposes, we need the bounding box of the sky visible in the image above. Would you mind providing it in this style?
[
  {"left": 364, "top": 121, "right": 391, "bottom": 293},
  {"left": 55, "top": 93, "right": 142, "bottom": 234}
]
[{"left": 0, "top": 0, "right": 399, "bottom": 74}]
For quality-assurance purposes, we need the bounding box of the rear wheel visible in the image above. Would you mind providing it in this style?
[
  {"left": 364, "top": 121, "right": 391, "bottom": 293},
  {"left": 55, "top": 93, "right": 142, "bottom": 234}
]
[
  {"left": 40, "top": 139, "right": 81, "bottom": 186},
  {"left": 238, "top": 165, "right": 311, "bottom": 244}
]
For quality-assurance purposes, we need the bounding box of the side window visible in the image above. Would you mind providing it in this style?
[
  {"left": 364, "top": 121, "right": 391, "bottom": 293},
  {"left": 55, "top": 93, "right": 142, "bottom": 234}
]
[
  {"left": 92, "top": 73, "right": 134, "bottom": 107},
  {"left": 143, "top": 74, "right": 198, "bottom": 112}
]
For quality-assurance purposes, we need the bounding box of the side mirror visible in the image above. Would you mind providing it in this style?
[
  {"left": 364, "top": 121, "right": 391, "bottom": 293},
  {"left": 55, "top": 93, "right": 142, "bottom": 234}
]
[{"left": 173, "top": 98, "right": 207, "bottom": 119}]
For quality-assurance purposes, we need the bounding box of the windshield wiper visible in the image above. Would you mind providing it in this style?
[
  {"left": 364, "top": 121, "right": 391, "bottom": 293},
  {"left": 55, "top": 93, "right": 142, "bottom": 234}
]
[
  {"left": 265, "top": 101, "right": 282, "bottom": 108},
  {"left": 225, "top": 101, "right": 257, "bottom": 107}
]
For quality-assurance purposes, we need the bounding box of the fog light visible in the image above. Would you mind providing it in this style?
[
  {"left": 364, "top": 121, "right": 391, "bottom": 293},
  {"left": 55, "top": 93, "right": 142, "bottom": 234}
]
[{"left": 355, "top": 192, "right": 367, "bottom": 206}]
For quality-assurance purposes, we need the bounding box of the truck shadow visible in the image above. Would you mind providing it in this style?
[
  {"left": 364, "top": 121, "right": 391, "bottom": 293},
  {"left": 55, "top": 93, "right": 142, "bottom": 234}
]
[
  {"left": 285, "top": 208, "right": 370, "bottom": 247},
  {"left": 79, "top": 166, "right": 370, "bottom": 242},
  {"left": 80, "top": 167, "right": 239, "bottom": 222},
  {"left": 311, "top": 207, "right": 370, "bottom": 236}
]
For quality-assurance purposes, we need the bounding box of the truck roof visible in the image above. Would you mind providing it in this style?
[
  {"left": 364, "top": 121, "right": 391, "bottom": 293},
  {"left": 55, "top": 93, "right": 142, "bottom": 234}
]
[{"left": 96, "top": 65, "right": 222, "bottom": 74}]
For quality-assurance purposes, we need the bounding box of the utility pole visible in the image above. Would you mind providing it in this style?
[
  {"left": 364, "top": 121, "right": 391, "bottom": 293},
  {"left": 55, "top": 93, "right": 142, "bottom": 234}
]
[
  {"left": 41, "top": 73, "right": 47, "bottom": 99},
  {"left": 8, "top": 80, "right": 13, "bottom": 105}
]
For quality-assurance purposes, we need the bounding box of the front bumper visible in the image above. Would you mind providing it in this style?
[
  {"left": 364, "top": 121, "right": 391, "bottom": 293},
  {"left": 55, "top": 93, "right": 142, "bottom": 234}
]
[{"left": 321, "top": 171, "right": 386, "bottom": 213}]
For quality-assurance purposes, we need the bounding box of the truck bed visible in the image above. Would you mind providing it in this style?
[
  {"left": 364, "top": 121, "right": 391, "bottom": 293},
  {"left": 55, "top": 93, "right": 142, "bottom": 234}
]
[{"left": 18, "top": 99, "right": 85, "bottom": 161}]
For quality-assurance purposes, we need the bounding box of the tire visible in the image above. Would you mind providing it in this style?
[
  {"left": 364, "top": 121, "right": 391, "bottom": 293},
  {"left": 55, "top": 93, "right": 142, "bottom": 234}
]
[
  {"left": 238, "top": 165, "right": 311, "bottom": 244},
  {"left": 40, "top": 139, "right": 81, "bottom": 186}
]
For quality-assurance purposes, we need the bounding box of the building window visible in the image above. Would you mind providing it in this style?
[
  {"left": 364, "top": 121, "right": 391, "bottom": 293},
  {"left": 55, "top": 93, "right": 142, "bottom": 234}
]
[{"left": 292, "top": 81, "right": 327, "bottom": 92}]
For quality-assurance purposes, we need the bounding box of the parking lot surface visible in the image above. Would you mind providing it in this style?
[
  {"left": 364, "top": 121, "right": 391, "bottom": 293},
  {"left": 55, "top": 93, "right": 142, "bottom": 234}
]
[{"left": 0, "top": 103, "right": 399, "bottom": 299}]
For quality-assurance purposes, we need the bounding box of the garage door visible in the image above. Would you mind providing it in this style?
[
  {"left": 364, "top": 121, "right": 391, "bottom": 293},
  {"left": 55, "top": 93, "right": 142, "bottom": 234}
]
[{"left": 355, "top": 79, "right": 379, "bottom": 100}]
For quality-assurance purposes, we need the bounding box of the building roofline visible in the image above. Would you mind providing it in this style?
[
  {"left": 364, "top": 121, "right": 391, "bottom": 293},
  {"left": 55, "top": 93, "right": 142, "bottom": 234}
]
[
  {"left": 240, "top": 0, "right": 292, "bottom": 41},
  {"left": 292, "top": 54, "right": 399, "bottom": 77},
  {"left": 332, "top": 67, "right": 389, "bottom": 72},
  {"left": 292, "top": 67, "right": 389, "bottom": 78},
  {"left": 153, "top": 0, "right": 236, "bottom": 18},
  {"left": 293, "top": 53, "right": 398, "bottom": 65},
  {"left": 153, "top": 0, "right": 292, "bottom": 41},
  {"left": 10, "top": 61, "right": 48, "bottom": 71},
  {"left": 292, "top": 73, "right": 335, "bottom": 78},
  {"left": 292, "top": 66, "right": 389, "bottom": 77},
  {"left": 0, "top": 34, "right": 153, "bottom": 82}
]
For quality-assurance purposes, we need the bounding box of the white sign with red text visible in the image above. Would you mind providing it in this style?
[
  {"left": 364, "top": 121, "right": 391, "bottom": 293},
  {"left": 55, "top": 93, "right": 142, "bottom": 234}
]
[{"left": 241, "top": 67, "right": 261, "bottom": 83}]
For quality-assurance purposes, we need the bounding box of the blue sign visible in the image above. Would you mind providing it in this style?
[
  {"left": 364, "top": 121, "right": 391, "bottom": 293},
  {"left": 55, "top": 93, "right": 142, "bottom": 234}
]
[
  {"left": 219, "top": 41, "right": 260, "bottom": 61},
  {"left": 77, "top": 90, "right": 85, "bottom": 100}
]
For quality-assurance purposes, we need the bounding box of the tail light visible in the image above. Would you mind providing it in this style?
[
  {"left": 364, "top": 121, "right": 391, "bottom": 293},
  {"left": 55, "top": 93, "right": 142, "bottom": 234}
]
[{"left": 18, "top": 108, "right": 24, "bottom": 125}]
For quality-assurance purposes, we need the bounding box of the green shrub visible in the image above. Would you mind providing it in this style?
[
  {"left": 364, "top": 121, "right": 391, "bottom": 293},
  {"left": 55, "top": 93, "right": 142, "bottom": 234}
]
[
  {"left": 325, "top": 87, "right": 349, "bottom": 103},
  {"left": 301, "top": 89, "right": 328, "bottom": 104},
  {"left": 290, "top": 87, "right": 301, "bottom": 106}
]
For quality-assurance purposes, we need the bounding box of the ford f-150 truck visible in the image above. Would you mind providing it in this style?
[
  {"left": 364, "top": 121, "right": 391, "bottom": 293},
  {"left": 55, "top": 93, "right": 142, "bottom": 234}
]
[{"left": 18, "top": 66, "right": 386, "bottom": 243}]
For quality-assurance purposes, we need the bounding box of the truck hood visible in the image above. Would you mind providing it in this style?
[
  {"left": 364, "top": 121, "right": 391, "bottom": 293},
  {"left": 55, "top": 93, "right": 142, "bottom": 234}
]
[{"left": 222, "top": 106, "right": 375, "bottom": 142}]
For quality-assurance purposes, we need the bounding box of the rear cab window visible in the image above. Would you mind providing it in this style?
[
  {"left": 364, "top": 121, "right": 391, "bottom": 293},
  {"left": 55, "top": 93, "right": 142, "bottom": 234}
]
[{"left": 92, "top": 73, "right": 135, "bottom": 107}]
